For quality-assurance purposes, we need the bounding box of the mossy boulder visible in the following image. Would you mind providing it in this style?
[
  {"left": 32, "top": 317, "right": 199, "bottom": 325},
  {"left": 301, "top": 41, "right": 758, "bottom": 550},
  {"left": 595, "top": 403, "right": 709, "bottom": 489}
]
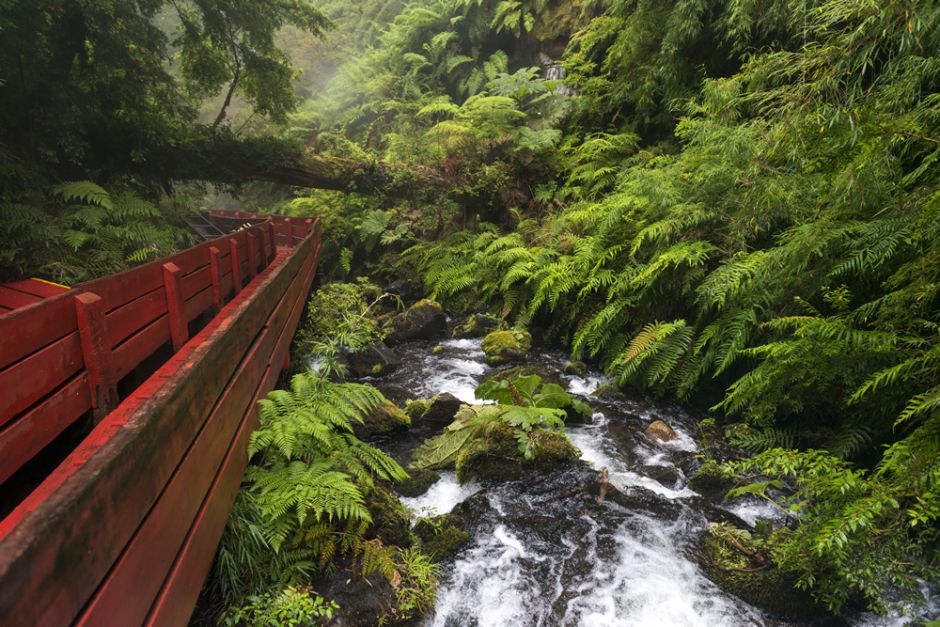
[
  {"left": 563, "top": 360, "right": 587, "bottom": 376},
  {"left": 688, "top": 458, "right": 734, "bottom": 498},
  {"left": 483, "top": 364, "right": 562, "bottom": 387},
  {"left": 413, "top": 515, "right": 470, "bottom": 561},
  {"left": 421, "top": 392, "right": 464, "bottom": 425},
  {"left": 455, "top": 422, "right": 580, "bottom": 483},
  {"left": 701, "top": 523, "right": 823, "bottom": 620},
  {"left": 347, "top": 341, "right": 401, "bottom": 378},
  {"left": 592, "top": 381, "right": 627, "bottom": 401},
  {"left": 452, "top": 313, "right": 503, "bottom": 338},
  {"left": 404, "top": 399, "right": 431, "bottom": 420},
  {"left": 481, "top": 329, "right": 532, "bottom": 365},
  {"left": 385, "top": 299, "right": 447, "bottom": 344},
  {"left": 365, "top": 485, "right": 413, "bottom": 548},
  {"left": 397, "top": 467, "right": 440, "bottom": 497},
  {"left": 355, "top": 400, "right": 411, "bottom": 438}
]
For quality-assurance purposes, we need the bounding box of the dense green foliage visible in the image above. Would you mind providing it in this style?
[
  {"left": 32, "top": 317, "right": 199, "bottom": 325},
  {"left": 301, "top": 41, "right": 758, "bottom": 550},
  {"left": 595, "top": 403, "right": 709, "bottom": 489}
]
[{"left": 281, "top": 0, "right": 939, "bottom": 615}]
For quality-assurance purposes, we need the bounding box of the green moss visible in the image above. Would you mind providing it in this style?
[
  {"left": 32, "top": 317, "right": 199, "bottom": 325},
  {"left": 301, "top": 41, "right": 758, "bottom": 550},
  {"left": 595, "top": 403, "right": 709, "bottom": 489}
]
[
  {"left": 413, "top": 515, "right": 470, "bottom": 561},
  {"left": 702, "top": 523, "right": 822, "bottom": 620},
  {"left": 356, "top": 400, "right": 411, "bottom": 438},
  {"left": 366, "top": 485, "right": 413, "bottom": 548},
  {"left": 688, "top": 458, "right": 732, "bottom": 498},
  {"left": 481, "top": 328, "right": 532, "bottom": 365},
  {"left": 397, "top": 467, "right": 440, "bottom": 497},
  {"left": 404, "top": 399, "right": 431, "bottom": 420}
]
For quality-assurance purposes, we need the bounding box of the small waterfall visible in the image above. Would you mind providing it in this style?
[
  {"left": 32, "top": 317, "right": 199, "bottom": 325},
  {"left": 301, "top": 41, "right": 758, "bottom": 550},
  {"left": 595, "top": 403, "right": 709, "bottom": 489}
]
[{"left": 539, "top": 52, "right": 575, "bottom": 96}]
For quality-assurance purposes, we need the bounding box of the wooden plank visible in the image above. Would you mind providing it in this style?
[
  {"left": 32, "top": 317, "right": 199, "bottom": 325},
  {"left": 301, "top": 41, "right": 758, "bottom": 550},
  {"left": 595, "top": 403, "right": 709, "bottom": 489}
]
[
  {"left": 162, "top": 263, "right": 187, "bottom": 352},
  {"left": 75, "top": 293, "right": 118, "bottom": 418},
  {"left": 0, "top": 293, "right": 78, "bottom": 371},
  {"left": 77, "top": 249, "right": 307, "bottom": 625},
  {"left": 0, "top": 375, "right": 92, "bottom": 485},
  {"left": 0, "top": 332, "right": 83, "bottom": 428},
  {"left": 81, "top": 264, "right": 162, "bottom": 314},
  {"left": 0, "top": 245, "right": 308, "bottom": 626},
  {"left": 147, "top": 245, "right": 318, "bottom": 627},
  {"left": 247, "top": 231, "right": 259, "bottom": 279},
  {"left": 111, "top": 316, "right": 170, "bottom": 381},
  {"left": 180, "top": 265, "right": 211, "bottom": 301},
  {"left": 4, "top": 279, "right": 67, "bottom": 299},
  {"left": 104, "top": 287, "right": 167, "bottom": 349},
  {"left": 209, "top": 247, "right": 222, "bottom": 310},
  {"left": 184, "top": 286, "right": 213, "bottom": 324},
  {"left": 0, "top": 286, "right": 41, "bottom": 310},
  {"left": 229, "top": 239, "right": 242, "bottom": 294}
]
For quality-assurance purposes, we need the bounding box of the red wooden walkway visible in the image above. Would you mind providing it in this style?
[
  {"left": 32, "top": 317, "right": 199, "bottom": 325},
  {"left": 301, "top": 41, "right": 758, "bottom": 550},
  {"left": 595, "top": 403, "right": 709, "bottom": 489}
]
[{"left": 0, "top": 211, "right": 322, "bottom": 626}]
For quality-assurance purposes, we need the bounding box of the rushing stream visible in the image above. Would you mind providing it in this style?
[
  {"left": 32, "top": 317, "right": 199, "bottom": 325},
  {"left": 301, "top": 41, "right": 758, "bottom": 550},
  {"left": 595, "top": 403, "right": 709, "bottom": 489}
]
[{"left": 364, "top": 337, "right": 937, "bottom": 627}]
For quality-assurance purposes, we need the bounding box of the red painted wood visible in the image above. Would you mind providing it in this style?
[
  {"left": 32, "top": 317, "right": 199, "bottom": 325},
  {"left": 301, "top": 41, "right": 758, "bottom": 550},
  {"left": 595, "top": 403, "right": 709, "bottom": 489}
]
[
  {"left": 247, "top": 231, "right": 259, "bottom": 279},
  {"left": 180, "top": 265, "right": 211, "bottom": 301},
  {"left": 162, "top": 263, "right": 187, "bottom": 352},
  {"left": 111, "top": 316, "right": 170, "bottom": 381},
  {"left": 104, "top": 287, "right": 167, "bottom": 349},
  {"left": 229, "top": 239, "right": 242, "bottom": 294},
  {"left": 0, "top": 332, "right": 83, "bottom": 428},
  {"left": 0, "top": 244, "right": 308, "bottom": 626},
  {"left": 0, "top": 375, "right": 92, "bottom": 485},
  {"left": 74, "top": 293, "right": 118, "bottom": 417},
  {"left": 78, "top": 246, "right": 309, "bottom": 626},
  {"left": 0, "top": 286, "right": 42, "bottom": 310},
  {"left": 184, "top": 286, "right": 213, "bottom": 324},
  {"left": 82, "top": 264, "right": 163, "bottom": 314},
  {"left": 0, "top": 293, "right": 77, "bottom": 371},
  {"left": 4, "top": 279, "right": 67, "bottom": 299},
  {"left": 209, "top": 247, "right": 222, "bottom": 309},
  {"left": 147, "top": 245, "right": 317, "bottom": 627}
]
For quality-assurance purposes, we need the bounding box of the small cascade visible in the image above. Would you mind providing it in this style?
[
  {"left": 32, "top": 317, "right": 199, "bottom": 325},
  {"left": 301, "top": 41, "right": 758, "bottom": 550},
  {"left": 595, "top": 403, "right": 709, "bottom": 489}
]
[{"left": 539, "top": 52, "right": 575, "bottom": 96}]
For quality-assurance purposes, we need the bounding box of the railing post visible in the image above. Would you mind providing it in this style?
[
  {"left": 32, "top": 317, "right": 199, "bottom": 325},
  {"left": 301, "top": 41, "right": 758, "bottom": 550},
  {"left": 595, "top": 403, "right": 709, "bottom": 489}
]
[
  {"left": 74, "top": 292, "right": 119, "bottom": 420},
  {"left": 284, "top": 217, "right": 293, "bottom": 248},
  {"left": 162, "top": 262, "right": 188, "bottom": 352},
  {"left": 209, "top": 246, "right": 223, "bottom": 309},
  {"left": 229, "top": 237, "right": 242, "bottom": 294},
  {"left": 247, "top": 231, "right": 259, "bottom": 279},
  {"left": 258, "top": 228, "right": 268, "bottom": 268},
  {"left": 267, "top": 222, "right": 276, "bottom": 258},
  {"left": 304, "top": 218, "right": 314, "bottom": 239}
]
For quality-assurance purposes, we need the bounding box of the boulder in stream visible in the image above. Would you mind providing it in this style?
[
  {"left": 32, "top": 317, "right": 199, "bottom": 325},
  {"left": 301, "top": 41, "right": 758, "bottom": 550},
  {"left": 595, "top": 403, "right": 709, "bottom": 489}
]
[
  {"left": 347, "top": 341, "right": 401, "bottom": 378},
  {"left": 384, "top": 299, "right": 447, "bottom": 344},
  {"left": 355, "top": 400, "right": 411, "bottom": 438},
  {"left": 480, "top": 329, "right": 532, "bottom": 364},
  {"left": 645, "top": 419, "right": 678, "bottom": 442},
  {"left": 452, "top": 313, "right": 503, "bottom": 338},
  {"left": 421, "top": 392, "right": 464, "bottom": 425}
]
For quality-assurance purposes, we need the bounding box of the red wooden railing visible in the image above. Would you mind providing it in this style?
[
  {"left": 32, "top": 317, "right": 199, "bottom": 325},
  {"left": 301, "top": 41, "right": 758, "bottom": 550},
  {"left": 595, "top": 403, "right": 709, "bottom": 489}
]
[{"left": 0, "top": 211, "right": 321, "bottom": 626}]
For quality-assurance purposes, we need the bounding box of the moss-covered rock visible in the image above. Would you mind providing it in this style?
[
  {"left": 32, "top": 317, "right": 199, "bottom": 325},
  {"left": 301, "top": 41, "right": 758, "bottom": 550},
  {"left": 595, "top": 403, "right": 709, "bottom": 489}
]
[
  {"left": 592, "top": 381, "right": 627, "bottom": 401},
  {"left": 483, "top": 364, "right": 562, "bottom": 386},
  {"left": 397, "top": 467, "right": 440, "bottom": 497},
  {"left": 355, "top": 400, "right": 411, "bottom": 438},
  {"left": 701, "top": 523, "right": 823, "bottom": 620},
  {"left": 422, "top": 392, "right": 464, "bottom": 425},
  {"left": 385, "top": 299, "right": 447, "bottom": 344},
  {"left": 481, "top": 329, "right": 532, "bottom": 364},
  {"left": 453, "top": 421, "right": 580, "bottom": 483},
  {"left": 645, "top": 419, "right": 678, "bottom": 442},
  {"left": 688, "top": 458, "right": 734, "bottom": 498},
  {"left": 365, "top": 485, "right": 413, "bottom": 548},
  {"left": 413, "top": 515, "right": 470, "bottom": 561},
  {"left": 404, "top": 398, "right": 431, "bottom": 420},
  {"left": 452, "top": 313, "right": 503, "bottom": 338},
  {"left": 347, "top": 341, "right": 401, "bottom": 378},
  {"left": 563, "top": 360, "right": 587, "bottom": 376}
]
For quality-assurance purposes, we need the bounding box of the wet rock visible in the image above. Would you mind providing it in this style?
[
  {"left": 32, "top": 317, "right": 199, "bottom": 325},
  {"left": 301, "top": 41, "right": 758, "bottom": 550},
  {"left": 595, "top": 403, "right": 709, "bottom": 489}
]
[
  {"left": 397, "top": 467, "right": 440, "bottom": 497},
  {"left": 366, "top": 485, "right": 413, "bottom": 548},
  {"left": 688, "top": 458, "right": 734, "bottom": 498},
  {"left": 563, "top": 360, "right": 587, "bottom": 376},
  {"left": 347, "top": 341, "right": 401, "bottom": 378},
  {"left": 645, "top": 419, "right": 677, "bottom": 442},
  {"left": 413, "top": 515, "right": 471, "bottom": 561},
  {"left": 386, "top": 278, "right": 422, "bottom": 302},
  {"left": 404, "top": 398, "right": 431, "bottom": 420},
  {"left": 481, "top": 329, "right": 532, "bottom": 365},
  {"left": 313, "top": 568, "right": 393, "bottom": 627},
  {"left": 484, "top": 363, "right": 562, "bottom": 386},
  {"left": 592, "top": 381, "right": 627, "bottom": 401},
  {"left": 421, "top": 392, "right": 463, "bottom": 425},
  {"left": 384, "top": 299, "right": 447, "bottom": 344},
  {"left": 355, "top": 400, "right": 411, "bottom": 438},
  {"left": 452, "top": 313, "right": 503, "bottom": 338},
  {"left": 455, "top": 421, "right": 580, "bottom": 483},
  {"left": 700, "top": 522, "right": 824, "bottom": 620},
  {"left": 641, "top": 464, "right": 682, "bottom": 488}
]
